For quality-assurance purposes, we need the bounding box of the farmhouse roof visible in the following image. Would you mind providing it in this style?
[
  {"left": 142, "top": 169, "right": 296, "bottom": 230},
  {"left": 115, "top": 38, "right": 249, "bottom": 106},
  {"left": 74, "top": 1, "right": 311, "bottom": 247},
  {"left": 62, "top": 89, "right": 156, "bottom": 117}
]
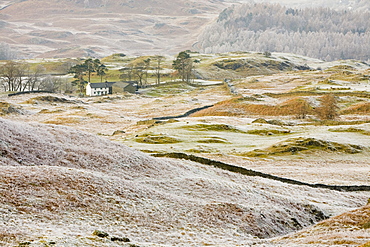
[{"left": 89, "top": 82, "right": 115, "bottom": 88}]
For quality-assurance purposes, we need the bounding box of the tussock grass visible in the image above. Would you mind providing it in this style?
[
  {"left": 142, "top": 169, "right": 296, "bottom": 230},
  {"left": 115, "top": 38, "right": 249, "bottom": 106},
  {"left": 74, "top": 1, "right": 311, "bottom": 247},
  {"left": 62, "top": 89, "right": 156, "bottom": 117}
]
[
  {"left": 136, "top": 119, "right": 158, "bottom": 125},
  {"left": 181, "top": 123, "right": 245, "bottom": 133},
  {"left": 359, "top": 241, "right": 370, "bottom": 247},
  {"left": 301, "top": 119, "right": 370, "bottom": 126},
  {"left": 362, "top": 221, "right": 370, "bottom": 229},
  {"left": 23, "top": 96, "right": 77, "bottom": 104},
  {"left": 243, "top": 137, "right": 365, "bottom": 157},
  {"left": 252, "top": 118, "right": 289, "bottom": 126},
  {"left": 38, "top": 109, "right": 64, "bottom": 114},
  {"left": 246, "top": 129, "right": 291, "bottom": 135},
  {"left": 144, "top": 82, "right": 195, "bottom": 97},
  {"left": 0, "top": 102, "right": 23, "bottom": 115},
  {"left": 265, "top": 91, "right": 370, "bottom": 99},
  {"left": 1, "top": 117, "right": 369, "bottom": 246},
  {"left": 317, "top": 204, "right": 370, "bottom": 230},
  {"left": 277, "top": 201, "right": 370, "bottom": 247},
  {"left": 325, "top": 65, "right": 356, "bottom": 71},
  {"left": 340, "top": 102, "right": 370, "bottom": 114},
  {"left": 327, "top": 70, "right": 369, "bottom": 82},
  {"left": 197, "top": 137, "right": 230, "bottom": 144},
  {"left": 212, "top": 58, "right": 299, "bottom": 77},
  {"left": 191, "top": 97, "right": 313, "bottom": 117},
  {"left": 70, "top": 106, "right": 86, "bottom": 110},
  {"left": 329, "top": 127, "right": 370, "bottom": 136},
  {"left": 0, "top": 229, "right": 22, "bottom": 244},
  {"left": 135, "top": 133, "right": 181, "bottom": 144}
]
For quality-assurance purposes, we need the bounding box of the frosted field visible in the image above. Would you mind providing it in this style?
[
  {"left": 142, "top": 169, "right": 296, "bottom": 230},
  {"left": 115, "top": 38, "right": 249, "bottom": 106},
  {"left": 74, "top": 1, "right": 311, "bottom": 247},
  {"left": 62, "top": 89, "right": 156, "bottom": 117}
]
[
  {"left": 0, "top": 56, "right": 369, "bottom": 246},
  {"left": 0, "top": 118, "right": 369, "bottom": 246}
]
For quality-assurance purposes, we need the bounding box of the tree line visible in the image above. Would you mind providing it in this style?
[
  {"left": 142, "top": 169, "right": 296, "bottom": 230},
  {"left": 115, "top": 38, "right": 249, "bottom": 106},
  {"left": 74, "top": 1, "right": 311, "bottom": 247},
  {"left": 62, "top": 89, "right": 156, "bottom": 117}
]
[
  {"left": 0, "top": 61, "right": 72, "bottom": 93},
  {"left": 119, "top": 52, "right": 199, "bottom": 87},
  {"left": 0, "top": 51, "right": 199, "bottom": 94},
  {"left": 0, "top": 58, "right": 106, "bottom": 94},
  {"left": 69, "top": 58, "right": 108, "bottom": 93},
  {"left": 196, "top": 3, "right": 370, "bottom": 61}
]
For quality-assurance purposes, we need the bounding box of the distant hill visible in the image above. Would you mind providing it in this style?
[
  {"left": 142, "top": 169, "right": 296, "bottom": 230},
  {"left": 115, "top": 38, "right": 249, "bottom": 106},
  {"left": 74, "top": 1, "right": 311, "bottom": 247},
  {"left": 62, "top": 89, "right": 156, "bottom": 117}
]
[
  {"left": 0, "top": 0, "right": 369, "bottom": 59},
  {"left": 0, "top": 0, "right": 228, "bottom": 58},
  {"left": 195, "top": 2, "right": 370, "bottom": 61},
  {"left": 240, "top": 0, "right": 370, "bottom": 11}
]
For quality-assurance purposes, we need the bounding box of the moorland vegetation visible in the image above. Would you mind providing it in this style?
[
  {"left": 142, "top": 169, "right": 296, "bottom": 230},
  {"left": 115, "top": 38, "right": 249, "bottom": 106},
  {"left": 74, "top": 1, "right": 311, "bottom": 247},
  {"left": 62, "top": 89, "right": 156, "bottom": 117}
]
[{"left": 0, "top": 50, "right": 369, "bottom": 246}]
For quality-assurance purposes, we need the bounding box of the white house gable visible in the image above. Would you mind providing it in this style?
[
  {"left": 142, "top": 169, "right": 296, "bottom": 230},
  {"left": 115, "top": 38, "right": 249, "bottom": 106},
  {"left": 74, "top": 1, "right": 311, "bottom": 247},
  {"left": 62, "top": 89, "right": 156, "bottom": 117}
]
[{"left": 86, "top": 82, "right": 115, "bottom": 96}]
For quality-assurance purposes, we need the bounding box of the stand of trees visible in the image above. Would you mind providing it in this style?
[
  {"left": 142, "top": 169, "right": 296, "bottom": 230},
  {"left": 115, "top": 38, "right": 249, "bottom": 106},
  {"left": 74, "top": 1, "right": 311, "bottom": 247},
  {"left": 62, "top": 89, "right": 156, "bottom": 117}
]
[
  {"left": 69, "top": 58, "right": 107, "bottom": 93},
  {"left": 172, "top": 51, "right": 200, "bottom": 83},
  {"left": 0, "top": 58, "right": 107, "bottom": 94},
  {"left": 292, "top": 94, "right": 339, "bottom": 120},
  {"left": 0, "top": 61, "right": 69, "bottom": 93},
  {"left": 119, "top": 57, "right": 151, "bottom": 88},
  {"left": 197, "top": 3, "right": 370, "bottom": 61}
]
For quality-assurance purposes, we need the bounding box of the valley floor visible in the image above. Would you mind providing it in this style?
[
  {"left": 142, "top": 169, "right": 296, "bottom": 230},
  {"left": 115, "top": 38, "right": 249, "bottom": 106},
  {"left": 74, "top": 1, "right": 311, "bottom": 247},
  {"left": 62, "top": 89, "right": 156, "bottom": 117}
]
[{"left": 0, "top": 54, "right": 369, "bottom": 246}]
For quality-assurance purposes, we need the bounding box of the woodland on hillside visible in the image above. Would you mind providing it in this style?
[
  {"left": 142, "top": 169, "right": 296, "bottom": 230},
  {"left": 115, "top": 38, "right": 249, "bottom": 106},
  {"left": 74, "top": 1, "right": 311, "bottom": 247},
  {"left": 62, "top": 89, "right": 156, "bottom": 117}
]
[{"left": 197, "top": 3, "right": 370, "bottom": 61}]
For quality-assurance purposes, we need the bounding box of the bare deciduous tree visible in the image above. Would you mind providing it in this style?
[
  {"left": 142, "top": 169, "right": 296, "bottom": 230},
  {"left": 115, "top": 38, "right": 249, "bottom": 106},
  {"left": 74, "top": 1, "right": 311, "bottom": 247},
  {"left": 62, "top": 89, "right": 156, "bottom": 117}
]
[
  {"left": 154, "top": 55, "right": 165, "bottom": 85},
  {"left": 0, "top": 61, "right": 29, "bottom": 92},
  {"left": 316, "top": 94, "right": 339, "bottom": 120},
  {"left": 294, "top": 98, "right": 312, "bottom": 119}
]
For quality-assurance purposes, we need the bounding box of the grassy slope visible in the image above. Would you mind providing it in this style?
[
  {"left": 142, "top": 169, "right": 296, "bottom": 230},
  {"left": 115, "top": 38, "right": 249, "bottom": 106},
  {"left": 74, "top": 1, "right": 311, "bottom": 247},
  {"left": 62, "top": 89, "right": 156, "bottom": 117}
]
[
  {"left": 0, "top": 117, "right": 369, "bottom": 246},
  {"left": 275, "top": 203, "right": 370, "bottom": 246},
  {"left": 0, "top": 53, "right": 370, "bottom": 246}
]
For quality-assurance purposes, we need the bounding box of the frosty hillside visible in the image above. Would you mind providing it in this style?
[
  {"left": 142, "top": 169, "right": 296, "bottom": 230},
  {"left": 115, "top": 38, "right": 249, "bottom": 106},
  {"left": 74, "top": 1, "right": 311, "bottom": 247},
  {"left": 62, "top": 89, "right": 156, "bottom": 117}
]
[
  {"left": 0, "top": 117, "right": 369, "bottom": 246},
  {"left": 1, "top": 0, "right": 370, "bottom": 245}
]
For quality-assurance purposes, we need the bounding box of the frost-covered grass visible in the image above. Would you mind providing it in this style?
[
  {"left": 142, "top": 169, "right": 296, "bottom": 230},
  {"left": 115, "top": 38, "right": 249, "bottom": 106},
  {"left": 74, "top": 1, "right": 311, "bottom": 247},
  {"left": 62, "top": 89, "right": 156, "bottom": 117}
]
[
  {"left": 0, "top": 56, "right": 370, "bottom": 246},
  {"left": 275, "top": 203, "right": 370, "bottom": 246},
  {"left": 0, "top": 118, "right": 369, "bottom": 246}
]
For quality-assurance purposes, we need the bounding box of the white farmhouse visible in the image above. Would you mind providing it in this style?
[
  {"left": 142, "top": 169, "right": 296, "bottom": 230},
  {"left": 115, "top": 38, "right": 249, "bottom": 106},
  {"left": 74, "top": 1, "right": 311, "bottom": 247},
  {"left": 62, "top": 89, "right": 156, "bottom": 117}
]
[{"left": 86, "top": 82, "right": 115, "bottom": 96}]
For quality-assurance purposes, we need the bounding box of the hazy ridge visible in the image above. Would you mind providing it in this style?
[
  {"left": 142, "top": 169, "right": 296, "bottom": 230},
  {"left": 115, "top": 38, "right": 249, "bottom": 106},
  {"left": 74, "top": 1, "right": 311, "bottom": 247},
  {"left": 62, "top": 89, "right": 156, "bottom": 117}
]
[
  {"left": 196, "top": 2, "right": 370, "bottom": 61},
  {"left": 1, "top": 0, "right": 369, "bottom": 59},
  {"left": 0, "top": 0, "right": 227, "bottom": 58}
]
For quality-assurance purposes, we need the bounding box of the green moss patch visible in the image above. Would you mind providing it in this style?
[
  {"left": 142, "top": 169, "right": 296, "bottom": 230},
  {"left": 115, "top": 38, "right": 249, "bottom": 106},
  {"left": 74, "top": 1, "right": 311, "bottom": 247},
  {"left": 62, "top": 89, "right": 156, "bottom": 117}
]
[
  {"left": 362, "top": 221, "right": 370, "bottom": 229},
  {"left": 252, "top": 118, "right": 289, "bottom": 126},
  {"left": 38, "top": 109, "right": 64, "bottom": 114},
  {"left": 136, "top": 120, "right": 160, "bottom": 125},
  {"left": 181, "top": 124, "right": 246, "bottom": 133},
  {"left": 135, "top": 134, "right": 181, "bottom": 144},
  {"left": 246, "top": 129, "right": 291, "bottom": 135},
  {"left": 301, "top": 119, "right": 370, "bottom": 126},
  {"left": 197, "top": 137, "right": 231, "bottom": 144},
  {"left": 243, "top": 137, "right": 365, "bottom": 157},
  {"left": 329, "top": 127, "right": 370, "bottom": 135}
]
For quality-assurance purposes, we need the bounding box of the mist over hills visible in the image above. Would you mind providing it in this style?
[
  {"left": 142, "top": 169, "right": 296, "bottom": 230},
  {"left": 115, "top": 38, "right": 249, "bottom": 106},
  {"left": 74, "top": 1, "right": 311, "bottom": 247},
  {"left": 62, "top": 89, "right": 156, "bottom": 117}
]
[{"left": 0, "top": 0, "right": 369, "bottom": 59}]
